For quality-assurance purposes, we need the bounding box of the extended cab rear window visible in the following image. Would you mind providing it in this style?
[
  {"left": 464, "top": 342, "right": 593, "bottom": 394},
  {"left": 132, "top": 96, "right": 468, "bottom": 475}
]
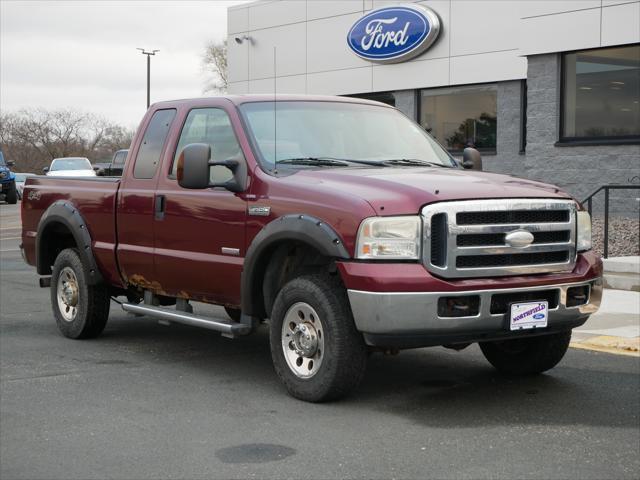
[{"left": 133, "top": 109, "right": 176, "bottom": 179}]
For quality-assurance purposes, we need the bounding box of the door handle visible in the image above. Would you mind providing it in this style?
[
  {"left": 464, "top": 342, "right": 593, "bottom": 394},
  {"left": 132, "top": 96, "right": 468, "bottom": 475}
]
[{"left": 155, "top": 194, "right": 166, "bottom": 221}]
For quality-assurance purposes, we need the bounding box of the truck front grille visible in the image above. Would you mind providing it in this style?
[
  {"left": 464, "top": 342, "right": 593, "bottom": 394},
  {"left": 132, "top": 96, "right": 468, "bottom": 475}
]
[
  {"left": 456, "top": 210, "right": 569, "bottom": 225},
  {"left": 456, "top": 251, "right": 570, "bottom": 268},
  {"left": 422, "top": 199, "right": 577, "bottom": 278}
]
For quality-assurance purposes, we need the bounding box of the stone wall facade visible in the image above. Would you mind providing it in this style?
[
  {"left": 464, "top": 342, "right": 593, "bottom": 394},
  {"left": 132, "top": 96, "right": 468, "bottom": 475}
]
[
  {"left": 524, "top": 54, "right": 639, "bottom": 217},
  {"left": 391, "top": 54, "right": 639, "bottom": 217}
]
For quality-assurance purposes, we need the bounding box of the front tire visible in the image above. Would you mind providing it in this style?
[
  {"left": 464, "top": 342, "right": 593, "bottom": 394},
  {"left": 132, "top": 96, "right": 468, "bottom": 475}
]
[
  {"left": 269, "top": 273, "right": 367, "bottom": 402},
  {"left": 51, "top": 248, "right": 110, "bottom": 339},
  {"left": 479, "top": 331, "right": 572, "bottom": 375},
  {"left": 5, "top": 182, "right": 17, "bottom": 204}
]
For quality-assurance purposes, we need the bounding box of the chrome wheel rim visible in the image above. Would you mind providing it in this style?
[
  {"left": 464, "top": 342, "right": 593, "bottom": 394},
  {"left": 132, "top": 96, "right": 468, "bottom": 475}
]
[
  {"left": 57, "top": 267, "right": 79, "bottom": 322},
  {"left": 281, "top": 302, "right": 325, "bottom": 379}
]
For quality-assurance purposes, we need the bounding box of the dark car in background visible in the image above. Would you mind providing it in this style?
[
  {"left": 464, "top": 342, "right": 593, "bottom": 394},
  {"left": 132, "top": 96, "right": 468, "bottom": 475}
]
[
  {"left": 0, "top": 149, "right": 17, "bottom": 204},
  {"left": 94, "top": 149, "right": 128, "bottom": 176}
]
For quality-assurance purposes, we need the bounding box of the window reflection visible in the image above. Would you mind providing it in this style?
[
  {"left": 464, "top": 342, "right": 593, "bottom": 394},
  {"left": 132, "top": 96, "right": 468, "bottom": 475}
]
[
  {"left": 420, "top": 86, "right": 497, "bottom": 153},
  {"left": 563, "top": 45, "right": 640, "bottom": 140}
]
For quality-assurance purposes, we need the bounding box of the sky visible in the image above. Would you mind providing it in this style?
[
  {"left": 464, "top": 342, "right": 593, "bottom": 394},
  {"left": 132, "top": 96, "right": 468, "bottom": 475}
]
[{"left": 1, "top": 0, "right": 248, "bottom": 129}]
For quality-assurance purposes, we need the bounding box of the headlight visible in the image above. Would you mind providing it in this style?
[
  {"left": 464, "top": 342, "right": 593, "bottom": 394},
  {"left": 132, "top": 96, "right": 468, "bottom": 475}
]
[
  {"left": 577, "top": 210, "right": 592, "bottom": 252},
  {"left": 356, "top": 216, "right": 421, "bottom": 260}
]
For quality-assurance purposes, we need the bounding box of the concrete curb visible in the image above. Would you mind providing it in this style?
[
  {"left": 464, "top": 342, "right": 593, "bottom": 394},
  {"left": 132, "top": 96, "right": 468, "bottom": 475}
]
[
  {"left": 603, "top": 256, "right": 640, "bottom": 292},
  {"left": 571, "top": 336, "right": 640, "bottom": 357}
]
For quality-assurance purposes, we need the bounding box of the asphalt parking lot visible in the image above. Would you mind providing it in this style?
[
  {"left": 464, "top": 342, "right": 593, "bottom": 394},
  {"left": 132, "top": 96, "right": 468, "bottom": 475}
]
[{"left": 1, "top": 202, "right": 639, "bottom": 480}]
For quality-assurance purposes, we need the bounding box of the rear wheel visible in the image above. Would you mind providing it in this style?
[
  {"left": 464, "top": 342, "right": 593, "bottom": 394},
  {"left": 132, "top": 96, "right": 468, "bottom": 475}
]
[
  {"left": 479, "top": 331, "right": 572, "bottom": 375},
  {"left": 5, "top": 182, "right": 17, "bottom": 204},
  {"left": 269, "top": 273, "right": 367, "bottom": 402},
  {"left": 51, "top": 248, "right": 110, "bottom": 339}
]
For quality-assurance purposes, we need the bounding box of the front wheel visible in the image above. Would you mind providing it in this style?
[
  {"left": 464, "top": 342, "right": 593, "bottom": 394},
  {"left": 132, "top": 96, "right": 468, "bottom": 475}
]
[
  {"left": 269, "top": 273, "right": 367, "bottom": 402},
  {"left": 479, "top": 331, "right": 572, "bottom": 375},
  {"left": 51, "top": 248, "right": 110, "bottom": 339},
  {"left": 5, "top": 182, "right": 17, "bottom": 204}
]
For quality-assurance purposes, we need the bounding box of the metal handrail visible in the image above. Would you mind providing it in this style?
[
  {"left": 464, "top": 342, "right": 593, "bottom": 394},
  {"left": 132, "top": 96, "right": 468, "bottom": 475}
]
[{"left": 581, "top": 184, "right": 640, "bottom": 259}]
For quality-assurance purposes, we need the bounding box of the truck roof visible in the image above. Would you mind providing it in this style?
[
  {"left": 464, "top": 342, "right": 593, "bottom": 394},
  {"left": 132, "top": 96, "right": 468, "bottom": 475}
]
[{"left": 151, "top": 94, "right": 392, "bottom": 110}]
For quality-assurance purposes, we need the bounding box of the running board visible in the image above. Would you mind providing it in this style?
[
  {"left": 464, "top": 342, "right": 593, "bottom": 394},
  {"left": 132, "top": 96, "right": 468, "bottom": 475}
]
[{"left": 121, "top": 303, "right": 252, "bottom": 338}]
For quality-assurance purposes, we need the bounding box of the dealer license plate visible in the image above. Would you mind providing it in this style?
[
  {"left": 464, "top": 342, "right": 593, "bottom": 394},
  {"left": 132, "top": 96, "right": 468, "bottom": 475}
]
[{"left": 509, "top": 301, "right": 548, "bottom": 331}]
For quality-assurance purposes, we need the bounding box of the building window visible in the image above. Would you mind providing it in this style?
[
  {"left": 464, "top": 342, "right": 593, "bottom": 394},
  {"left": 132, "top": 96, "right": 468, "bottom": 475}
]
[
  {"left": 346, "top": 92, "right": 396, "bottom": 107},
  {"left": 420, "top": 85, "right": 497, "bottom": 154},
  {"left": 561, "top": 44, "right": 640, "bottom": 143}
]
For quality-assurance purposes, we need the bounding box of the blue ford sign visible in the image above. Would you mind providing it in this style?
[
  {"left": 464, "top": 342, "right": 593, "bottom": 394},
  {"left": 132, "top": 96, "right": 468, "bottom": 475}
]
[{"left": 347, "top": 4, "right": 441, "bottom": 63}]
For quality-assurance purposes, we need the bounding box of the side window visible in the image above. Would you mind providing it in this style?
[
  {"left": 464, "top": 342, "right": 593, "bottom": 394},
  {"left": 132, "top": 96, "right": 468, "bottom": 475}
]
[
  {"left": 133, "top": 109, "right": 176, "bottom": 179},
  {"left": 171, "top": 108, "right": 244, "bottom": 184}
]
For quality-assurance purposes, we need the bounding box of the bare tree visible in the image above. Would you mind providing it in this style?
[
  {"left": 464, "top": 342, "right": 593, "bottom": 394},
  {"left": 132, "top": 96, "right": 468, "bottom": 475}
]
[
  {"left": 0, "top": 109, "right": 133, "bottom": 173},
  {"left": 202, "top": 39, "right": 228, "bottom": 93}
]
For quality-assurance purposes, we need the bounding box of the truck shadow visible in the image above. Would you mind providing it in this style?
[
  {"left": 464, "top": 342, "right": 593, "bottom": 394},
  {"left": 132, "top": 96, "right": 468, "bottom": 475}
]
[
  {"left": 99, "top": 310, "right": 640, "bottom": 431},
  {"left": 357, "top": 350, "right": 639, "bottom": 429}
]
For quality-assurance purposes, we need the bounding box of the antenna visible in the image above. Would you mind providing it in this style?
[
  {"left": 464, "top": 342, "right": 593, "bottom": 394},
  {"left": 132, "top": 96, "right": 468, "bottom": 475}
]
[{"left": 273, "top": 46, "right": 277, "bottom": 171}]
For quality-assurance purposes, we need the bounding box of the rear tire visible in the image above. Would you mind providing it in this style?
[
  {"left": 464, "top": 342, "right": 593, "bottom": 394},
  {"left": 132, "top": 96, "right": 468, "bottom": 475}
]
[
  {"left": 6, "top": 182, "right": 17, "bottom": 204},
  {"left": 269, "top": 273, "right": 367, "bottom": 402},
  {"left": 479, "top": 331, "right": 572, "bottom": 375},
  {"left": 51, "top": 248, "right": 110, "bottom": 339}
]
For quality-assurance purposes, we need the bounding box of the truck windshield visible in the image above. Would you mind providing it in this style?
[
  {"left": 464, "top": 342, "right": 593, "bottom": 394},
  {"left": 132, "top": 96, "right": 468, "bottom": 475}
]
[
  {"left": 239, "top": 101, "right": 455, "bottom": 171},
  {"left": 50, "top": 158, "right": 92, "bottom": 171}
]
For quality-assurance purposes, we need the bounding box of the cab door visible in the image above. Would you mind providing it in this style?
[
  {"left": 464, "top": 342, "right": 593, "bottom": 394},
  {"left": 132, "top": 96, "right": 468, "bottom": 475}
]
[
  {"left": 152, "top": 103, "right": 248, "bottom": 306},
  {"left": 116, "top": 108, "right": 176, "bottom": 288}
]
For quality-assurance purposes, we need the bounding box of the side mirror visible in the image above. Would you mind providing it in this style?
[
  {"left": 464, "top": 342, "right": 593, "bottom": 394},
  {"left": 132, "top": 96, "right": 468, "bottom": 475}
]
[
  {"left": 177, "top": 143, "right": 247, "bottom": 192},
  {"left": 7, "top": 160, "right": 15, "bottom": 167},
  {"left": 42, "top": 167, "right": 49, "bottom": 174},
  {"left": 462, "top": 147, "right": 482, "bottom": 171}
]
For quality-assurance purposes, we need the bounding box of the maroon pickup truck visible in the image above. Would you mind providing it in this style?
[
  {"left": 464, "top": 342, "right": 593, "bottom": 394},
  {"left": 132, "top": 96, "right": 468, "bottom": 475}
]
[{"left": 21, "top": 95, "right": 602, "bottom": 402}]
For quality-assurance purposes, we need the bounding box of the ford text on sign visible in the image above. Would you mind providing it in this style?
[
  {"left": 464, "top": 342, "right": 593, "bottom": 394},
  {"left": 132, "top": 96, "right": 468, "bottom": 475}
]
[{"left": 347, "top": 5, "right": 441, "bottom": 64}]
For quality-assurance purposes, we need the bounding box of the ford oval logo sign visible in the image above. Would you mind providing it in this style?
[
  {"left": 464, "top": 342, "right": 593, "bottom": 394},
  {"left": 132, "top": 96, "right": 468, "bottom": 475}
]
[{"left": 347, "top": 5, "right": 441, "bottom": 63}]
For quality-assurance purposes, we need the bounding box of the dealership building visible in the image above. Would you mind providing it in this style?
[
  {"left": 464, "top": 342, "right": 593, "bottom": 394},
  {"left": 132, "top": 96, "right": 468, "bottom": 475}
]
[{"left": 227, "top": 1, "right": 640, "bottom": 214}]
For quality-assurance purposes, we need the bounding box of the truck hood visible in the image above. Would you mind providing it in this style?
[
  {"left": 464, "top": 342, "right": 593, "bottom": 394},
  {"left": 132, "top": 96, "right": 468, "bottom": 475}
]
[{"left": 285, "top": 166, "right": 573, "bottom": 215}]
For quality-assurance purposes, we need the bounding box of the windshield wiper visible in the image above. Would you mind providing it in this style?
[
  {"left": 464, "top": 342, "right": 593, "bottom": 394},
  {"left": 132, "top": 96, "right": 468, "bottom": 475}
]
[
  {"left": 276, "top": 157, "right": 350, "bottom": 167},
  {"left": 381, "top": 159, "right": 451, "bottom": 168}
]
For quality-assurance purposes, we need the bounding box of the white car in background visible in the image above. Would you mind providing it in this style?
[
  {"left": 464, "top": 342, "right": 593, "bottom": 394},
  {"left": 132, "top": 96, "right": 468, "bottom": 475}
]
[
  {"left": 14, "top": 173, "right": 36, "bottom": 200},
  {"left": 44, "top": 157, "right": 96, "bottom": 177}
]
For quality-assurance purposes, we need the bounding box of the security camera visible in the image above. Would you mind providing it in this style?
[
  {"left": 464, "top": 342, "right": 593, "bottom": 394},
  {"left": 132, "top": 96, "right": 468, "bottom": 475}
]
[{"left": 234, "top": 35, "right": 252, "bottom": 45}]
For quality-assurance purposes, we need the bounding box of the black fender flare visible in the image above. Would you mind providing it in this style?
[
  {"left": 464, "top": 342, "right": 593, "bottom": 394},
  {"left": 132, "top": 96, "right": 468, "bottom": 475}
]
[
  {"left": 241, "top": 214, "right": 350, "bottom": 317},
  {"left": 36, "top": 200, "right": 104, "bottom": 285}
]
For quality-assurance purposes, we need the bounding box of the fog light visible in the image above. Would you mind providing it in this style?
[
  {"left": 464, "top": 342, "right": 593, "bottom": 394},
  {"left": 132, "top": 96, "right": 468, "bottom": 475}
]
[
  {"left": 438, "top": 296, "right": 480, "bottom": 318},
  {"left": 566, "top": 285, "right": 590, "bottom": 307}
]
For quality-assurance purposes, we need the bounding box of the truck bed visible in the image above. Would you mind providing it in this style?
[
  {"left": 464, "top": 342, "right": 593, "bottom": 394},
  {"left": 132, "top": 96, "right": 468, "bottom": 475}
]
[{"left": 21, "top": 176, "right": 122, "bottom": 286}]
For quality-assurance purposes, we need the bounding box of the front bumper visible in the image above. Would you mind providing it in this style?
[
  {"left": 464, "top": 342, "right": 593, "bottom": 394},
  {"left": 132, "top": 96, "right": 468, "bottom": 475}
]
[{"left": 347, "top": 277, "right": 602, "bottom": 348}]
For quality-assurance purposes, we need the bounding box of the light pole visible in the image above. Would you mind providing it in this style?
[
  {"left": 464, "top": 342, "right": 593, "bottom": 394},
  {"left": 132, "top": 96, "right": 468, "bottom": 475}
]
[{"left": 137, "top": 48, "right": 159, "bottom": 109}]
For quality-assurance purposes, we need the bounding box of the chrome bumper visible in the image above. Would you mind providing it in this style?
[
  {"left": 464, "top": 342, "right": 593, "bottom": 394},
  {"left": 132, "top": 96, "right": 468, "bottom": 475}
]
[{"left": 347, "top": 278, "right": 602, "bottom": 337}]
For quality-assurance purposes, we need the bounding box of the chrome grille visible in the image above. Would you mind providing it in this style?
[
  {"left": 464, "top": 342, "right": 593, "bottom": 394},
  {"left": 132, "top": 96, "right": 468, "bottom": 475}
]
[{"left": 422, "top": 199, "right": 577, "bottom": 278}]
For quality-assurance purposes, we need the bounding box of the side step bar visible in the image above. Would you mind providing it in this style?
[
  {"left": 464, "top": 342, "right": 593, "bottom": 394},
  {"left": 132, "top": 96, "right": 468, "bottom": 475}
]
[{"left": 121, "top": 303, "right": 252, "bottom": 338}]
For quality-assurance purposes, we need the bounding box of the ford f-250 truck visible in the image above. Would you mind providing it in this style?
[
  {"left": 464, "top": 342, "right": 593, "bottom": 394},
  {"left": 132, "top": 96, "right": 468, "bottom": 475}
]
[{"left": 21, "top": 95, "right": 602, "bottom": 402}]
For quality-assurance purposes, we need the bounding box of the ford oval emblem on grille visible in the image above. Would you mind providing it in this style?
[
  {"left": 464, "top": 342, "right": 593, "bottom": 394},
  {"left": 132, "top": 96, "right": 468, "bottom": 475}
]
[{"left": 505, "top": 230, "right": 534, "bottom": 248}]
